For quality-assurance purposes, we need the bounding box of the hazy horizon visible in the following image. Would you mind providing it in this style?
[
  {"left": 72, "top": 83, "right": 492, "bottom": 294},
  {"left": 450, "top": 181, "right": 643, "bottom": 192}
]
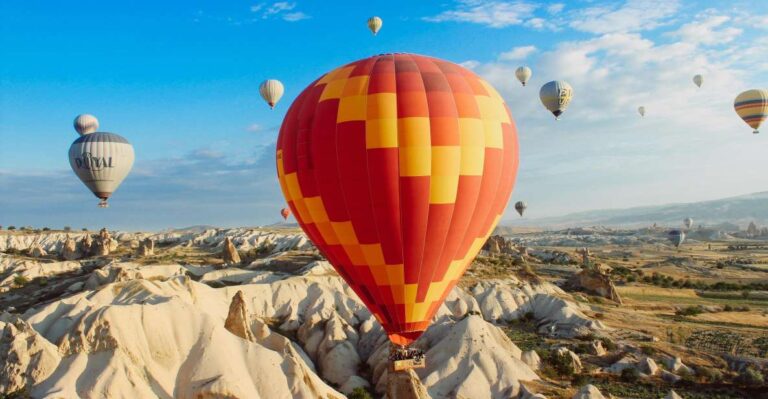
[{"left": 2, "top": 0, "right": 767, "bottom": 230}]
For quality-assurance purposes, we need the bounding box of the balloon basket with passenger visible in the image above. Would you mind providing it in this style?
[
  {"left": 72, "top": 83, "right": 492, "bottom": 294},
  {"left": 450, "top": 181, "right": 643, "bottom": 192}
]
[{"left": 389, "top": 345, "right": 425, "bottom": 372}]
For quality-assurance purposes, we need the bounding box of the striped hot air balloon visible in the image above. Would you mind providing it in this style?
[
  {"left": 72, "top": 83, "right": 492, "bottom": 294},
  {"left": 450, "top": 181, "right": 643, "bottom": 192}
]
[
  {"left": 515, "top": 201, "right": 527, "bottom": 216},
  {"left": 73, "top": 114, "right": 99, "bottom": 135},
  {"left": 276, "top": 53, "right": 519, "bottom": 347},
  {"left": 367, "top": 16, "right": 382, "bottom": 35},
  {"left": 68, "top": 116, "right": 134, "bottom": 208},
  {"left": 281, "top": 207, "right": 291, "bottom": 220},
  {"left": 734, "top": 89, "right": 767, "bottom": 134},
  {"left": 260, "top": 79, "right": 284, "bottom": 109}
]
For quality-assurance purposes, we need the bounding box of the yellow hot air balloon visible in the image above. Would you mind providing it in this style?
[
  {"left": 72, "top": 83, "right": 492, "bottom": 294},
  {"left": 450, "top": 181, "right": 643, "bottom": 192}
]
[
  {"left": 734, "top": 89, "right": 767, "bottom": 134},
  {"left": 260, "top": 79, "right": 284, "bottom": 109},
  {"left": 539, "top": 80, "right": 573, "bottom": 119},
  {"left": 515, "top": 66, "right": 532, "bottom": 86},
  {"left": 693, "top": 74, "right": 703, "bottom": 88},
  {"left": 367, "top": 16, "right": 382, "bottom": 35}
]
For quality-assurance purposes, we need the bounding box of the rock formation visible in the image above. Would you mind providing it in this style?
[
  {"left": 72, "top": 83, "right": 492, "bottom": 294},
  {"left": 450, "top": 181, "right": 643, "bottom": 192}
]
[
  {"left": 566, "top": 269, "right": 623, "bottom": 304},
  {"left": 28, "top": 244, "right": 46, "bottom": 258},
  {"left": 0, "top": 314, "right": 61, "bottom": 393},
  {"left": 522, "top": 350, "right": 541, "bottom": 370},
  {"left": 666, "top": 389, "right": 683, "bottom": 399},
  {"left": 137, "top": 238, "right": 154, "bottom": 256},
  {"left": 224, "top": 290, "right": 254, "bottom": 342},
  {"left": 555, "top": 347, "right": 583, "bottom": 373},
  {"left": 80, "top": 234, "right": 93, "bottom": 255},
  {"left": 483, "top": 235, "right": 518, "bottom": 255},
  {"left": 572, "top": 384, "right": 606, "bottom": 399},
  {"left": 221, "top": 237, "right": 241, "bottom": 265},
  {"left": 589, "top": 340, "right": 606, "bottom": 356},
  {"left": 387, "top": 368, "right": 431, "bottom": 399},
  {"left": 60, "top": 236, "right": 81, "bottom": 260}
]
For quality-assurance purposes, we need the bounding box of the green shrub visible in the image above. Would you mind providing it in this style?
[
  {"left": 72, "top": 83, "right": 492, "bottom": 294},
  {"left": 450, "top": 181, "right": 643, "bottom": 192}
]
[
  {"left": 548, "top": 351, "right": 575, "bottom": 378},
  {"left": 599, "top": 337, "right": 617, "bottom": 351},
  {"left": 347, "top": 387, "right": 373, "bottom": 399},
  {"left": 675, "top": 305, "right": 704, "bottom": 317},
  {"left": 736, "top": 367, "right": 764, "bottom": 386},
  {"left": 620, "top": 367, "right": 640, "bottom": 383},
  {"left": 13, "top": 275, "right": 29, "bottom": 287},
  {"left": 696, "top": 366, "right": 724, "bottom": 383},
  {"left": 640, "top": 345, "right": 656, "bottom": 356},
  {"left": 36, "top": 277, "right": 48, "bottom": 286},
  {"left": 724, "top": 304, "right": 734, "bottom": 312},
  {"left": 7, "top": 226, "right": 16, "bottom": 230},
  {"left": 63, "top": 226, "right": 71, "bottom": 232},
  {"left": 571, "top": 373, "right": 590, "bottom": 387}
]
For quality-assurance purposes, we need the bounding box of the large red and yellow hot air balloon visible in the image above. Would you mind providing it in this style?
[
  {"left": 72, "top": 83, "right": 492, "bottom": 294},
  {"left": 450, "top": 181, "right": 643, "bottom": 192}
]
[{"left": 276, "top": 53, "right": 519, "bottom": 346}]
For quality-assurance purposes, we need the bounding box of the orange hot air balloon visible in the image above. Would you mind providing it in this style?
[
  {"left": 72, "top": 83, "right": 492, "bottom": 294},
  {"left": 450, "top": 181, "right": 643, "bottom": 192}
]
[
  {"left": 281, "top": 207, "right": 291, "bottom": 220},
  {"left": 276, "top": 53, "right": 519, "bottom": 346}
]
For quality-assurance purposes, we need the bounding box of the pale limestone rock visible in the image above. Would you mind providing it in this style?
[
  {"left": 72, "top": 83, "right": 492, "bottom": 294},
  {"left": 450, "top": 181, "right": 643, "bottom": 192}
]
[
  {"left": 0, "top": 314, "right": 61, "bottom": 393},
  {"left": 80, "top": 234, "right": 93, "bottom": 255},
  {"left": 666, "top": 389, "right": 683, "bottom": 399},
  {"left": 387, "top": 368, "right": 431, "bottom": 399},
  {"left": 566, "top": 269, "right": 622, "bottom": 304},
  {"left": 339, "top": 375, "right": 370, "bottom": 395},
  {"left": 589, "top": 340, "right": 607, "bottom": 356},
  {"left": 661, "top": 370, "right": 681, "bottom": 384},
  {"left": 639, "top": 356, "right": 659, "bottom": 376},
  {"left": 572, "top": 384, "right": 606, "bottom": 399},
  {"left": 519, "top": 384, "right": 548, "bottom": 399},
  {"left": 137, "top": 238, "right": 154, "bottom": 256},
  {"left": 555, "top": 347, "right": 583, "bottom": 373},
  {"left": 522, "top": 350, "right": 541, "bottom": 370},
  {"left": 665, "top": 356, "right": 694, "bottom": 375},
  {"left": 29, "top": 244, "right": 47, "bottom": 258},
  {"left": 224, "top": 290, "right": 254, "bottom": 342},
  {"left": 61, "top": 236, "right": 81, "bottom": 260},
  {"left": 221, "top": 237, "right": 241, "bottom": 265}
]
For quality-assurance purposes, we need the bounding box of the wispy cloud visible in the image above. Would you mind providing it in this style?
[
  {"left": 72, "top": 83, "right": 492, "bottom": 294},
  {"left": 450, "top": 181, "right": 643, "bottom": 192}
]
[
  {"left": 424, "top": 0, "right": 538, "bottom": 28},
  {"left": 251, "top": 2, "right": 310, "bottom": 21},
  {"left": 499, "top": 45, "right": 537, "bottom": 61},
  {"left": 671, "top": 14, "right": 742, "bottom": 45},
  {"left": 567, "top": 0, "right": 680, "bottom": 34}
]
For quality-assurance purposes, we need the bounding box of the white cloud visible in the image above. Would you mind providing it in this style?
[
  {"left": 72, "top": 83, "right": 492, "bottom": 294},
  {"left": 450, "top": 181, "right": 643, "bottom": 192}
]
[
  {"left": 251, "top": 1, "right": 309, "bottom": 22},
  {"left": 547, "top": 3, "right": 564, "bottom": 15},
  {"left": 568, "top": 0, "right": 680, "bottom": 34},
  {"left": 499, "top": 45, "right": 537, "bottom": 61},
  {"left": 246, "top": 123, "right": 264, "bottom": 133},
  {"left": 424, "top": 0, "right": 538, "bottom": 28},
  {"left": 671, "top": 14, "right": 742, "bottom": 45},
  {"left": 459, "top": 60, "right": 480, "bottom": 70}
]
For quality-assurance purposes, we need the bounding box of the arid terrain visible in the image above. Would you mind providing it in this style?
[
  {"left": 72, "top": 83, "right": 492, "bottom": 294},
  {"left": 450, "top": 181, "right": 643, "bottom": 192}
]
[{"left": 1, "top": 224, "right": 767, "bottom": 398}]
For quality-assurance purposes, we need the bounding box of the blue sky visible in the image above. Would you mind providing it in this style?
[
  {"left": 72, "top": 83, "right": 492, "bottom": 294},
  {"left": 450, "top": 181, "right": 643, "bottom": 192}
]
[{"left": 1, "top": 0, "right": 767, "bottom": 231}]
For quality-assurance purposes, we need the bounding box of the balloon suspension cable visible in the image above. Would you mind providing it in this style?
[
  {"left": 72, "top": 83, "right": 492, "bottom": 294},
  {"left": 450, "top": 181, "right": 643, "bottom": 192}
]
[
  {"left": 388, "top": 344, "right": 426, "bottom": 371},
  {"left": 98, "top": 199, "right": 109, "bottom": 208}
]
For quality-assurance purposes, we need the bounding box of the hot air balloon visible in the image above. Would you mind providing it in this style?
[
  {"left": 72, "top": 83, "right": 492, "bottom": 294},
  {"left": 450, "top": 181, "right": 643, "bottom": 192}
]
[
  {"left": 68, "top": 115, "right": 134, "bottom": 208},
  {"left": 367, "top": 16, "right": 382, "bottom": 35},
  {"left": 260, "top": 79, "right": 284, "bottom": 109},
  {"left": 515, "top": 201, "right": 527, "bottom": 217},
  {"left": 515, "top": 66, "right": 532, "bottom": 87},
  {"left": 73, "top": 114, "right": 99, "bottom": 135},
  {"left": 684, "top": 217, "right": 693, "bottom": 230},
  {"left": 734, "top": 89, "right": 767, "bottom": 134},
  {"left": 693, "top": 74, "right": 703, "bottom": 88},
  {"left": 638, "top": 106, "right": 645, "bottom": 117},
  {"left": 539, "top": 80, "right": 573, "bottom": 119},
  {"left": 281, "top": 207, "right": 291, "bottom": 220},
  {"left": 276, "top": 54, "right": 518, "bottom": 355},
  {"left": 668, "top": 229, "right": 685, "bottom": 248}
]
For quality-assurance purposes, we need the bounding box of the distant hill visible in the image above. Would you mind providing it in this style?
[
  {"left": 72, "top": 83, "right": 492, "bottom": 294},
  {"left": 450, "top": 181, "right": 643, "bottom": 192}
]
[{"left": 512, "top": 191, "right": 768, "bottom": 229}]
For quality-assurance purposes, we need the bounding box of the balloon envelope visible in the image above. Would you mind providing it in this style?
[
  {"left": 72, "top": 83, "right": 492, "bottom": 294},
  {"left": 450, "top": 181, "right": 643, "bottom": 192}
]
[
  {"left": 367, "top": 16, "right": 382, "bottom": 35},
  {"left": 734, "top": 89, "right": 767, "bottom": 134},
  {"left": 539, "top": 80, "right": 573, "bottom": 119},
  {"left": 684, "top": 217, "right": 693, "bottom": 229},
  {"left": 514, "top": 201, "right": 527, "bottom": 216},
  {"left": 668, "top": 229, "right": 685, "bottom": 248},
  {"left": 693, "top": 74, "right": 703, "bottom": 88},
  {"left": 260, "top": 79, "right": 285, "bottom": 109},
  {"left": 515, "top": 66, "right": 532, "bottom": 86},
  {"left": 276, "top": 53, "right": 519, "bottom": 346},
  {"left": 281, "top": 207, "right": 291, "bottom": 220},
  {"left": 638, "top": 106, "right": 645, "bottom": 117},
  {"left": 73, "top": 114, "right": 99, "bottom": 135},
  {"left": 68, "top": 132, "right": 134, "bottom": 207}
]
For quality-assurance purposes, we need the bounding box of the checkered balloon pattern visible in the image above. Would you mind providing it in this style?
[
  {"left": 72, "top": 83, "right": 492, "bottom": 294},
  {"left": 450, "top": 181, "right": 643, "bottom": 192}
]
[{"left": 276, "top": 53, "right": 519, "bottom": 345}]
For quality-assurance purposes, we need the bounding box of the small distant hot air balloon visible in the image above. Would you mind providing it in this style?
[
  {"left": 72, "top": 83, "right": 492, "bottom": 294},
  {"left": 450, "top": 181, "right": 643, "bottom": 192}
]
[
  {"left": 515, "top": 201, "right": 527, "bottom": 217},
  {"left": 638, "top": 106, "right": 646, "bottom": 117},
  {"left": 515, "top": 66, "right": 532, "bottom": 87},
  {"left": 280, "top": 207, "right": 291, "bottom": 220},
  {"left": 73, "top": 114, "right": 99, "bottom": 135},
  {"left": 539, "top": 80, "right": 573, "bottom": 119},
  {"left": 734, "top": 89, "right": 767, "bottom": 134},
  {"left": 668, "top": 229, "right": 685, "bottom": 248},
  {"left": 68, "top": 115, "right": 134, "bottom": 208},
  {"left": 260, "top": 79, "right": 284, "bottom": 109},
  {"left": 693, "top": 74, "right": 703, "bottom": 88},
  {"left": 367, "top": 16, "right": 382, "bottom": 35},
  {"left": 277, "top": 54, "right": 518, "bottom": 352},
  {"left": 684, "top": 217, "right": 693, "bottom": 230}
]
